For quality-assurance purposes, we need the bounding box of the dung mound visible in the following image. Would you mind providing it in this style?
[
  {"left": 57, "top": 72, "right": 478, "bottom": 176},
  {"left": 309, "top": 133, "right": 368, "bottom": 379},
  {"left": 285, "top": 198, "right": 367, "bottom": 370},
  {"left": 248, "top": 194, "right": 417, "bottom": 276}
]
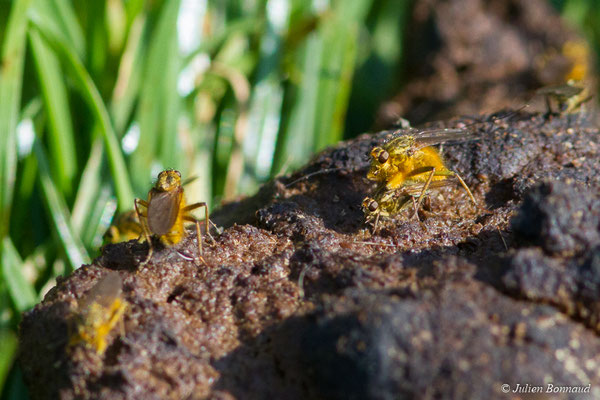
[{"left": 20, "top": 111, "right": 600, "bottom": 399}]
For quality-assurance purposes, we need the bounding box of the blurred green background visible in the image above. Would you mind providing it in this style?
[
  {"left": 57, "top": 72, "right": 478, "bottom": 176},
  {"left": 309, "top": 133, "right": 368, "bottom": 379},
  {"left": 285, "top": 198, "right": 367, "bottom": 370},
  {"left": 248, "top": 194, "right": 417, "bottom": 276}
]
[{"left": 0, "top": 0, "right": 598, "bottom": 397}]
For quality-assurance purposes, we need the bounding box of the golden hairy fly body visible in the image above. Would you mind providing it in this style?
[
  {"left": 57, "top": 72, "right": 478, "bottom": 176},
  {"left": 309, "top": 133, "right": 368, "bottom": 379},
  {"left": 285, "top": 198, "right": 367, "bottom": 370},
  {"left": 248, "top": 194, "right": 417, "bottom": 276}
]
[
  {"left": 134, "top": 169, "right": 210, "bottom": 266},
  {"left": 69, "top": 271, "right": 126, "bottom": 355},
  {"left": 385, "top": 145, "right": 450, "bottom": 189},
  {"left": 147, "top": 176, "right": 185, "bottom": 246},
  {"left": 75, "top": 298, "right": 126, "bottom": 354},
  {"left": 364, "top": 127, "right": 479, "bottom": 229},
  {"left": 363, "top": 179, "right": 459, "bottom": 229},
  {"left": 362, "top": 187, "right": 414, "bottom": 225},
  {"left": 103, "top": 175, "right": 199, "bottom": 245},
  {"left": 102, "top": 210, "right": 142, "bottom": 245},
  {"left": 366, "top": 128, "right": 472, "bottom": 187}
]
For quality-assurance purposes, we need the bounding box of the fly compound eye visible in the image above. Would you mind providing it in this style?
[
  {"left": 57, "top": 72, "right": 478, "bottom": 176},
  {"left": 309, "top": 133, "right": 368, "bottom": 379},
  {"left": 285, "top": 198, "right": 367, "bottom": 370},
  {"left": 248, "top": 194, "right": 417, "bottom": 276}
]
[
  {"left": 378, "top": 151, "right": 389, "bottom": 164},
  {"left": 368, "top": 199, "right": 379, "bottom": 212}
]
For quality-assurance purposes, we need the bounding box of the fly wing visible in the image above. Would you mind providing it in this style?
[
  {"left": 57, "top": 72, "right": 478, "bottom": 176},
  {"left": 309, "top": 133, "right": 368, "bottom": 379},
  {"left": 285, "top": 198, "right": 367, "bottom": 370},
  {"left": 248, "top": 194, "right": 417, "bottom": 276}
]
[
  {"left": 80, "top": 271, "right": 123, "bottom": 310},
  {"left": 147, "top": 188, "right": 182, "bottom": 236},
  {"left": 399, "top": 178, "right": 460, "bottom": 196},
  {"left": 536, "top": 83, "right": 583, "bottom": 98},
  {"left": 411, "top": 128, "right": 478, "bottom": 149}
]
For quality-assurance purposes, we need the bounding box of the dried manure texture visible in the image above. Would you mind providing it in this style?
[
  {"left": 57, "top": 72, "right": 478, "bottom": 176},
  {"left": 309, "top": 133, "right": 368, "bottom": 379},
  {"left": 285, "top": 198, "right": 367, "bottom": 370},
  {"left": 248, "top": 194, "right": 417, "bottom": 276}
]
[{"left": 20, "top": 112, "right": 600, "bottom": 399}]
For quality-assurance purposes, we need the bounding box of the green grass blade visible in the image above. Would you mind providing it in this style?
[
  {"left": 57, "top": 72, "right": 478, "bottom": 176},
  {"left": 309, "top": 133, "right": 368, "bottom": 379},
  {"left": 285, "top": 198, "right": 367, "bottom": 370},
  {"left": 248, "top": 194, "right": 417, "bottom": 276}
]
[
  {"left": 314, "top": 1, "right": 371, "bottom": 150},
  {"left": 1, "top": 237, "right": 37, "bottom": 312},
  {"left": 272, "top": 2, "right": 373, "bottom": 173},
  {"left": 240, "top": 6, "right": 286, "bottom": 189},
  {"left": 344, "top": 0, "right": 409, "bottom": 137},
  {"left": 1, "top": 365, "right": 29, "bottom": 400},
  {"left": 71, "top": 137, "right": 104, "bottom": 235},
  {"left": 29, "top": 19, "right": 134, "bottom": 211},
  {"left": 0, "top": 276, "right": 13, "bottom": 327},
  {"left": 29, "top": 0, "right": 85, "bottom": 58},
  {"left": 0, "top": 329, "right": 18, "bottom": 395},
  {"left": 213, "top": 104, "right": 238, "bottom": 197},
  {"left": 110, "top": 15, "right": 146, "bottom": 135},
  {"left": 81, "top": 186, "right": 113, "bottom": 250},
  {"left": 314, "top": 26, "right": 347, "bottom": 150},
  {"left": 86, "top": 0, "right": 108, "bottom": 81},
  {"left": 33, "top": 138, "right": 90, "bottom": 270},
  {"left": 23, "top": 241, "right": 55, "bottom": 281},
  {"left": 272, "top": 34, "right": 321, "bottom": 174},
  {"left": 131, "top": 0, "right": 182, "bottom": 187},
  {"left": 156, "top": 0, "right": 182, "bottom": 169},
  {"left": 182, "top": 17, "right": 263, "bottom": 65},
  {"left": 50, "top": 0, "right": 85, "bottom": 57},
  {"left": 0, "top": 0, "right": 33, "bottom": 256},
  {"left": 243, "top": 79, "right": 283, "bottom": 185},
  {"left": 28, "top": 28, "right": 77, "bottom": 197},
  {"left": 159, "top": 51, "right": 182, "bottom": 171}
]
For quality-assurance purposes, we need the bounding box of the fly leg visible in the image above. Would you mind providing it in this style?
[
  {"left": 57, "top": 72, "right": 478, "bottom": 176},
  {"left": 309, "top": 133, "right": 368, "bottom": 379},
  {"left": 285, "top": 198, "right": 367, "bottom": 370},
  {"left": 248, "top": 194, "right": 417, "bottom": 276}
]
[
  {"left": 182, "top": 215, "right": 208, "bottom": 267},
  {"left": 433, "top": 169, "right": 483, "bottom": 212},
  {"left": 183, "top": 202, "right": 213, "bottom": 242},
  {"left": 453, "top": 173, "right": 477, "bottom": 206},
  {"left": 411, "top": 196, "right": 419, "bottom": 217},
  {"left": 413, "top": 167, "right": 436, "bottom": 217},
  {"left": 409, "top": 195, "right": 428, "bottom": 230},
  {"left": 372, "top": 212, "right": 381, "bottom": 234},
  {"left": 449, "top": 171, "right": 483, "bottom": 211},
  {"left": 183, "top": 202, "right": 212, "bottom": 267}
]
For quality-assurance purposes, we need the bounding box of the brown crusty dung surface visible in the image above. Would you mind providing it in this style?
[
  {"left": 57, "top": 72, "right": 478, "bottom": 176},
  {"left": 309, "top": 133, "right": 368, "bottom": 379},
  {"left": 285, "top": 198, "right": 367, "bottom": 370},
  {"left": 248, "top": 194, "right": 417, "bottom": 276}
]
[{"left": 20, "top": 111, "right": 600, "bottom": 399}]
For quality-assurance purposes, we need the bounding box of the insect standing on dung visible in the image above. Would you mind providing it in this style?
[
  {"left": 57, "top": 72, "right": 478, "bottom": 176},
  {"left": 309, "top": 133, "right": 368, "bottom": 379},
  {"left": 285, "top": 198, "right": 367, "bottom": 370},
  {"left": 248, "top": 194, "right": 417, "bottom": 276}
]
[
  {"left": 363, "top": 126, "right": 480, "bottom": 230},
  {"left": 69, "top": 271, "right": 127, "bottom": 355},
  {"left": 102, "top": 210, "right": 142, "bottom": 245},
  {"left": 134, "top": 169, "right": 211, "bottom": 266}
]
